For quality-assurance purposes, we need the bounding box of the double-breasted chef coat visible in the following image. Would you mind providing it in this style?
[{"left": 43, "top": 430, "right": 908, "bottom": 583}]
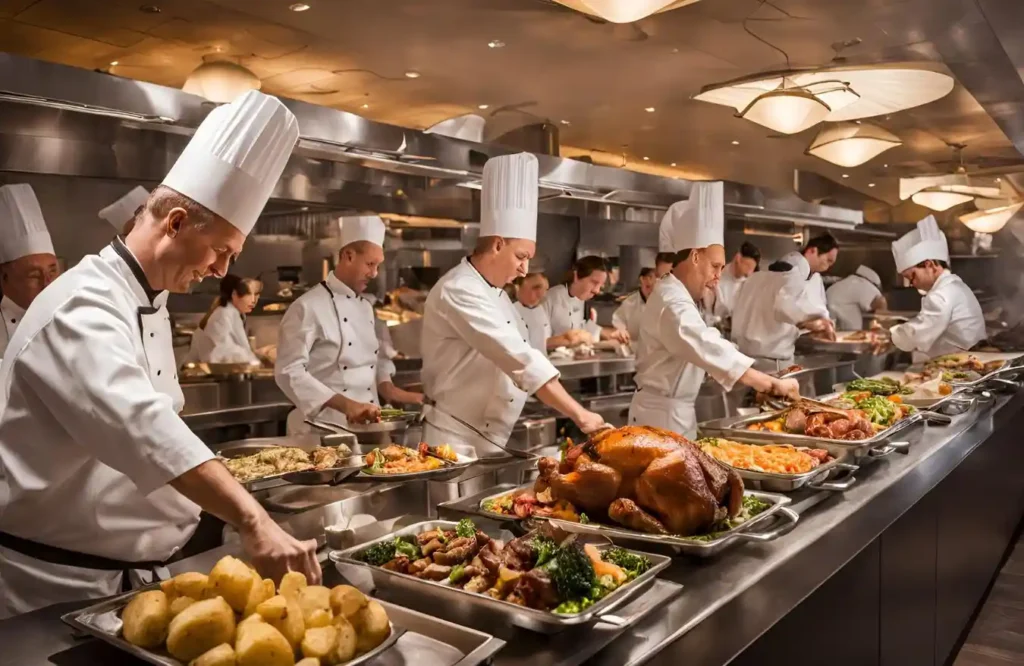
[
  {"left": 0, "top": 239, "right": 213, "bottom": 618},
  {"left": 514, "top": 300, "right": 553, "bottom": 354},
  {"left": 0, "top": 297, "right": 26, "bottom": 360},
  {"left": 826, "top": 274, "right": 882, "bottom": 331},
  {"left": 275, "top": 272, "right": 395, "bottom": 434},
  {"left": 541, "top": 284, "right": 602, "bottom": 341},
  {"left": 421, "top": 259, "right": 559, "bottom": 454},
  {"left": 629, "top": 274, "right": 753, "bottom": 438},
  {"left": 187, "top": 302, "right": 258, "bottom": 364},
  {"left": 611, "top": 291, "right": 646, "bottom": 343},
  {"left": 890, "top": 270, "right": 986, "bottom": 360}
]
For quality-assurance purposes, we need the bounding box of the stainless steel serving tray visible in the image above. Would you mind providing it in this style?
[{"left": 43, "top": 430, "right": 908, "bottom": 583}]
[
  {"left": 795, "top": 334, "right": 878, "bottom": 354},
  {"left": 216, "top": 441, "right": 362, "bottom": 491},
  {"left": 355, "top": 444, "right": 479, "bottom": 483},
  {"left": 330, "top": 520, "right": 672, "bottom": 633},
  {"left": 60, "top": 585, "right": 404, "bottom": 666},
  {"left": 697, "top": 436, "right": 859, "bottom": 493}
]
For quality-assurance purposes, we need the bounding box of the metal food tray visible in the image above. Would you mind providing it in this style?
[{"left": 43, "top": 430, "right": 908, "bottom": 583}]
[
  {"left": 701, "top": 406, "right": 925, "bottom": 449},
  {"left": 330, "top": 520, "right": 672, "bottom": 633},
  {"left": 216, "top": 441, "right": 362, "bottom": 491},
  {"left": 697, "top": 436, "right": 859, "bottom": 493},
  {"left": 307, "top": 415, "right": 414, "bottom": 435},
  {"left": 355, "top": 444, "right": 480, "bottom": 483},
  {"left": 796, "top": 335, "right": 878, "bottom": 354},
  {"left": 60, "top": 585, "right": 404, "bottom": 666}
]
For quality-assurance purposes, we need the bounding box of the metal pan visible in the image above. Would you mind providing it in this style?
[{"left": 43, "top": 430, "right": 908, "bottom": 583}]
[
  {"left": 215, "top": 441, "right": 359, "bottom": 492},
  {"left": 700, "top": 407, "right": 924, "bottom": 448},
  {"left": 60, "top": 585, "right": 404, "bottom": 666},
  {"left": 330, "top": 520, "right": 672, "bottom": 634},
  {"left": 354, "top": 443, "right": 479, "bottom": 483},
  {"left": 795, "top": 335, "right": 878, "bottom": 354},
  {"left": 282, "top": 454, "right": 366, "bottom": 485},
  {"left": 697, "top": 437, "right": 859, "bottom": 493}
]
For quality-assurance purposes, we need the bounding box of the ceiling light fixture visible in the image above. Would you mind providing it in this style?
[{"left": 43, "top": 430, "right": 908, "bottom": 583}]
[
  {"left": 404, "top": 71, "right": 420, "bottom": 79},
  {"left": 289, "top": 3, "right": 311, "bottom": 11},
  {"left": 911, "top": 190, "right": 975, "bottom": 211},
  {"left": 645, "top": 107, "right": 655, "bottom": 113},
  {"left": 560, "top": 119, "right": 570, "bottom": 125},
  {"left": 731, "top": 140, "right": 740, "bottom": 145},
  {"left": 361, "top": 103, "right": 369, "bottom": 109},
  {"left": 841, "top": 174, "right": 850, "bottom": 178},
  {"left": 182, "top": 61, "right": 261, "bottom": 103},
  {"left": 739, "top": 88, "right": 830, "bottom": 135},
  {"left": 806, "top": 121, "right": 901, "bottom": 167},
  {"left": 868, "top": 183, "right": 876, "bottom": 187},
  {"left": 670, "top": 162, "right": 677, "bottom": 167},
  {"left": 110, "top": 61, "right": 119, "bottom": 66},
  {"left": 488, "top": 39, "right": 505, "bottom": 49},
  {"left": 478, "top": 104, "right": 489, "bottom": 110},
  {"left": 549, "top": 0, "right": 701, "bottom": 24},
  {"left": 643, "top": 156, "right": 650, "bottom": 161},
  {"left": 900, "top": 174, "right": 1003, "bottom": 211},
  {"left": 959, "top": 201, "right": 1023, "bottom": 234}
]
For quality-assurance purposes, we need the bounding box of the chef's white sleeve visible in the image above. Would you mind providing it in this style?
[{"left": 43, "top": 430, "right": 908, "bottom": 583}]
[
  {"left": 611, "top": 302, "right": 628, "bottom": 332},
  {"left": 12, "top": 296, "right": 213, "bottom": 496},
  {"left": 891, "top": 289, "right": 953, "bottom": 353},
  {"left": 658, "top": 301, "right": 753, "bottom": 390},
  {"left": 441, "top": 283, "right": 559, "bottom": 394},
  {"left": 859, "top": 283, "right": 882, "bottom": 312},
  {"left": 775, "top": 275, "right": 829, "bottom": 325},
  {"left": 274, "top": 299, "right": 335, "bottom": 416}
]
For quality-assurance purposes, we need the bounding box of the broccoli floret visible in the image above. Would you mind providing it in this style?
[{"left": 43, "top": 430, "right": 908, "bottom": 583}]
[
  {"left": 579, "top": 513, "right": 590, "bottom": 525},
  {"left": 448, "top": 563, "right": 467, "bottom": 584},
  {"left": 359, "top": 537, "right": 418, "bottom": 566},
  {"left": 601, "top": 547, "right": 651, "bottom": 580},
  {"left": 542, "top": 542, "right": 597, "bottom": 601},
  {"left": 455, "top": 518, "right": 476, "bottom": 539},
  {"left": 394, "top": 537, "right": 421, "bottom": 559},
  {"left": 530, "top": 536, "right": 558, "bottom": 567}
]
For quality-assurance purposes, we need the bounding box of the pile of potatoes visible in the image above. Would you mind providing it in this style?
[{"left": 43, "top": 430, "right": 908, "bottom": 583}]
[{"left": 120, "top": 555, "right": 390, "bottom": 666}]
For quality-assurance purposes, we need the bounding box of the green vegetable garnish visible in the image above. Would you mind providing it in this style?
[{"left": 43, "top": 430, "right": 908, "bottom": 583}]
[
  {"left": 481, "top": 495, "right": 514, "bottom": 514},
  {"left": 530, "top": 536, "right": 558, "bottom": 567},
  {"left": 854, "top": 395, "right": 899, "bottom": 426},
  {"left": 846, "top": 377, "right": 906, "bottom": 396},
  {"left": 541, "top": 542, "right": 597, "bottom": 601},
  {"left": 448, "top": 563, "right": 466, "bottom": 584},
  {"left": 601, "top": 547, "right": 652, "bottom": 580},
  {"left": 367, "top": 448, "right": 385, "bottom": 473},
  {"left": 455, "top": 518, "right": 476, "bottom": 539},
  {"left": 359, "top": 536, "right": 420, "bottom": 566},
  {"left": 579, "top": 513, "right": 590, "bottom": 525}
]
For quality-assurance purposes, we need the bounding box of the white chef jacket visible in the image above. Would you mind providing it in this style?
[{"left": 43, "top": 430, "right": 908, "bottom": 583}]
[
  {"left": 0, "top": 297, "right": 26, "bottom": 361},
  {"left": 731, "top": 269, "right": 829, "bottom": 368},
  {"left": 186, "top": 302, "right": 258, "bottom": 364},
  {"left": 629, "top": 275, "right": 753, "bottom": 438},
  {"left": 611, "top": 291, "right": 646, "bottom": 342},
  {"left": 0, "top": 241, "right": 213, "bottom": 618},
  {"left": 275, "top": 273, "right": 395, "bottom": 433},
  {"left": 514, "top": 301, "right": 553, "bottom": 354},
  {"left": 710, "top": 267, "right": 746, "bottom": 320},
  {"left": 540, "top": 284, "right": 602, "bottom": 340},
  {"left": 421, "top": 259, "right": 559, "bottom": 453},
  {"left": 826, "top": 274, "right": 881, "bottom": 331},
  {"left": 806, "top": 272, "right": 829, "bottom": 320},
  {"left": 891, "top": 271, "right": 985, "bottom": 359}
]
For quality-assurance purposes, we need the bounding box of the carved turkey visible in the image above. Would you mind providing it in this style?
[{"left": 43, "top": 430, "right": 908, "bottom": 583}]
[{"left": 536, "top": 425, "right": 744, "bottom": 536}]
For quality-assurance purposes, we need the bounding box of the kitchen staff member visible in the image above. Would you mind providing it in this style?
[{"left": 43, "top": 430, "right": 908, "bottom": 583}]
[
  {"left": 782, "top": 233, "right": 839, "bottom": 318},
  {"left": 0, "top": 90, "right": 318, "bottom": 618},
  {"left": 99, "top": 186, "right": 150, "bottom": 236},
  {"left": 890, "top": 215, "right": 985, "bottom": 359},
  {"left": 421, "top": 152, "right": 607, "bottom": 454},
  {"left": 186, "top": 274, "right": 262, "bottom": 364},
  {"left": 0, "top": 184, "right": 59, "bottom": 360},
  {"left": 655, "top": 252, "right": 675, "bottom": 279},
  {"left": 731, "top": 258, "right": 835, "bottom": 372},
  {"left": 541, "top": 256, "right": 630, "bottom": 344},
  {"left": 514, "top": 272, "right": 590, "bottom": 353},
  {"left": 276, "top": 215, "right": 423, "bottom": 433},
  {"left": 630, "top": 183, "right": 799, "bottom": 437},
  {"left": 706, "top": 241, "right": 760, "bottom": 321},
  {"left": 826, "top": 265, "right": 887, "bottom": 331},
  {"left": 612, "top": 267, "right": 656, "bottom": 342}
]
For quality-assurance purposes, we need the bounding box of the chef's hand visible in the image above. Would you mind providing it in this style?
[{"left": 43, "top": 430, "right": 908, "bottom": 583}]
[
  {"left": 770, "top": 377, "right": 801, "bottom": 401},
  {"left": 575, "top": 409, "right": 610, "bottom": 434},
  {"left": 343, "top": 398, "right": 381, "bottom": 424},
  {"left": 604, "top": 328, "right": 631, "bottom": 344},
  {"left": 805, "top": 318, "right": 836, "bottom": 341},
  {"left": 565, "top": 329, "right": 592, "bottom": 346},
  {"left": 240, "top": 513, "right": 321, "bottom": 585}
]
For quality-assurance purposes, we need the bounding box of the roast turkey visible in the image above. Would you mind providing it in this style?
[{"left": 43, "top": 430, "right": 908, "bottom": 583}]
[{"left": 536, "top": 425, "right": 744, "bottom": 536}]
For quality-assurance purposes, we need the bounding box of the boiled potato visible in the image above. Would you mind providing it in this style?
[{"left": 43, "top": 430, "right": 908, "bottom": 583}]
[
  {"left": 296, "top": 660, "right": 320, "bottom": 666},
  {"left": 259, "top": 595, "right": 305, "bottom": 650},
  {"left": 305, "top": 609, "right": 332, "bottom": 629},
  {"left": 171, "top": 572, "right": 211, "bottom": 600},
  {"left": 332, "top": 616, "right": 357, "bottom": 663},
  {"left": 244, "top": 578, "right": 277, "bottom": 618},
  {"left": 189, "top": 643, "right": 235, "bottom": 666},
  {"left": 235, "top": 621, "right": 295, "bottom": 666},
  {"left": 238, "top": 613, "right": 265, "bottom": 631},
  {"left": 351, "top": 600, "right": 389, "bottom": 655},
  {"left": 328, "top": 586, "right": 366, "bottom": 620},
  {"left": 121, "top": 590, "right": 171, "bottom": 649},
  {"left": 256, "top": 595, "right": 289, "bottom": 621},
  {"left": 209, "top": 555, "right": 256, "bottom": 613},
  {"left": 279, "top": 571, "right": 308, "bottom": 601},
  {"left": 170, "top": 596, "right": 197, "bottom": 618},
  {"left": 298, "top": 586, "right": 332, "bottom": 624},
  {"left": 166, "top": 596, "right": 236, "bottom": 662},
  {"left": 301, "top": 626, "right": 338, "bottom": 663}
]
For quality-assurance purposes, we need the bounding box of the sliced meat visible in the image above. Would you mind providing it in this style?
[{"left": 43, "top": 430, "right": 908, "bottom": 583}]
[
  {"left": 416, "top": 530, "right": 440, "bottom": 545},
  {"left": 806, "top": 449, "right": 831, "bottom": 464},
  {"left": 408, "top": 558, "right": 431, "bottom": 575},
  {"left": 433, "top": 537, "right": 479, "bottom": 566},
  {"left": 784, "top": 408, "right": 808, "bottom": 434},
  {"left": 421, "top": 538, "right": 444, "bottom": 557},
  {"left": 510, "top": 569, "right": 560, "bottom": 610},
  {"left": 608, "top": 498, "right": 669, "bottom": 534},
  {"left": 464, "top": 575, "right": 493, "bottom": 594},
  {"left": 478, "top": 544, "right": 501, "bottom": 574},
  {"left": 382, "top": 556, "right": 409, "bottom": 573},
  {"left": 419, "top": 563, "right": 453, "bottom": 581}
]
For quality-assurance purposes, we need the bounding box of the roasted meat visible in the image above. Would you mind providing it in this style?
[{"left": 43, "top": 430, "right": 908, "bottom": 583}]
[{"left": 608, "top": 498, "right": 669, "bottom": 534}]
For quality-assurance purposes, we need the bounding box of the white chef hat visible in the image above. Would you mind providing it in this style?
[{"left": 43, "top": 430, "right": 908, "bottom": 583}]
[
  {"left": 480, "top": 152, "right": 538, "bottom": 242},
  {"left": 892, "top": 214, "right": 949, "bottom": 273},
  {"left": 161, "top": 90, "right": 299, "bottom": 236},
  {"left": 855, "top": 265, "right": 881, "bottom": 288},
  {"left": 339, "top": 215, "right": 386, "bottom": 248},
  {"left": 0, "top": 184, "right": 54, "bottom": 263},
  {"left": 668, "top": 181, "right": 725, "bottom": 252},
  {"left": 781, "top": 250, "right": 812, "bottom": 280},
  {"left": 99, "top": 186, "right": 150, "bottom": 229}
]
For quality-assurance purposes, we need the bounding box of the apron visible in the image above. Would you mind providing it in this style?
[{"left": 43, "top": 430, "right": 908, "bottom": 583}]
[{"left": 628, "top": 389, "right": 697, "bottom": 440}]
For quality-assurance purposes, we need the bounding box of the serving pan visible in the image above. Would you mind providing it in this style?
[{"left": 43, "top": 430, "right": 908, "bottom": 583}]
[
  {"left": 330, "top": 520, "right": 671, "bottom": 634},
  {"left": 697, "top": 436, "right": 858, "bottom": 493},
  {"left": 701, "top": 406, "right": 925, "bottom": 449},
  {"left": 355, "top": 443, "right": 479, "bottom": 483},
  {"left": 215, "top": 441, "right": 363, "bottom": 491}
]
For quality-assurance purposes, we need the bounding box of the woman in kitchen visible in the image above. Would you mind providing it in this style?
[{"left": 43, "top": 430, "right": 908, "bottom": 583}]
[
  {"left": 541, "top": 255, "right": 630, "bottom": 345},
  {"left": 889, "top": 215, "right": 985, "bottom": 359},
  {"left": 186, "top": 273, "right": 262, "bottom": 365}
]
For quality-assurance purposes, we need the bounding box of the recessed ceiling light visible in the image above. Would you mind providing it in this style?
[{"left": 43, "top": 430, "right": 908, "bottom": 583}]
[
  {"left": 645, "top": 107, "right": 656, "bottom": 113},
  {"left": 488, "top": 39, "right": 505, "bottom": 49},
  {"left": 289, "top": 3, "right": 311, "bottom": 11},
  {"left": 731, "top": 140, "right": 740, "bottom": 145},
  {"left": 360, "top": 103, "right": 369, "bottom": 109},
  {"left": 883, "top": 164, "right": 888, "bottom": 168},
  {"left": 110, "top": 61, "right": 119, "bottom": 66},
  {"left": 560, "top": 119, "right": 570, "bottom": 125},
  {"left": 478, "top": 104, "right": 489, "bottom": 110},
  {"left": 299, "top": 206, "right": 309, "bottom": 211},
  {"left": 868, "top": 183, "right": 876, "bottom": 187},
  {"left": 404, "top": 71, "right": 420, "bottom": 79},
  {"left": 643, "top": 156, "right": 650, "bottom": 161},
  {"left": 841, "top": 174, "right": 850, "bottom": 178},
  {"left": 670, "top": 162, "right": 677, "bottom": 167},
  {"left": 995, "top": 177, "right": 1002, "bottom": 182}
]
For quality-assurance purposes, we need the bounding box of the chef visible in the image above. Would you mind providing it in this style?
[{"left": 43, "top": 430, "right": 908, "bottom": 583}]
[
  {"left": 0, "top": 90, "right": 319, "bottom": 618},
  {"left": 630, "top": 181, "right": 799, "bottom": 437},
  {"left": 612, "top": 267, "right": 656, "bottom": 342},
  {"left": 186, "top": 274, "right": 262, "bottom": 364},
  {"left": 655, "top": 252, "right": 675, "bottom": 279},
  {"left": 421, "top": 152, "right": 607, "bottom": 454},
  {"left": 541, "top": 255, "right": 630, "bottom": 344},
  {"left": 826, "top": 265, "right": 887, "bottom": 331},
  {"left": 890, "top": 215, "right": 985, "bottom": 359},
  {"left": 276, "top": 214, "right": 423, "bottom": 433},
  {"left": 99, "top": 186, "right": 150, "bottom": 236},
  {"left": 706, "top": 241, "right": 760, "bottom": 321},
  {"left": 782, "top": 233, "right": 839, "bottom": 319},
  {"left": 0, "top": 184, "right": 59, "bottom": 359},
  {"left": 515, "top": 272, "right": 591, "bottom": 353},
  {"left": 731, "top": 257, "right": 835, "bottom": 372}
]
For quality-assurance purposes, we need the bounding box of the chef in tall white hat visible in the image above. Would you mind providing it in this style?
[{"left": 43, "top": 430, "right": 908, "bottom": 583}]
[
  {"left": 629, "top": 181, "right": 799, "bottom": 437},
  {"left": 826, "top": 265, "right": 888, "bottom": 331},
  {"left": 275, "top": 214, "right": 423, "bottom": 434},
  {"left": 99, "top": 186, "right": 150, "bottom": 236},
  {"left": 0, "top": 90, "right": 320, "bottom": 618},
  {"left": 0, "top": 184, "right": 60, "bottom": 360},
  {"left": 421, "top": 152, "right": 607, "bottom": 453},
  {"left": 889, "top": 215, "right": 985, "bottom": 359}
]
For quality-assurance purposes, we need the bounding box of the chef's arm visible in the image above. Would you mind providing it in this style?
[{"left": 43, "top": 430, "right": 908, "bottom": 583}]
[
  {"left": 737, "top": 368, "right": 801, "bottom": 399},
  {"left": 170, "top": 461, "right": 321, "bottom": 584},
  {"left": 891, "top": 291, "right": 952, "bottom": 352},
  {"left": 546, "top": 331, "right": 584, "bottom": 349},
  {"left": 378, "top": 380, "right": 423, "bottom": 405},
  {"left": 535, "top": 378, "right": 607, "bottom": 433},
  {"left": 871, "top": 294, "right": 888, "bottom": 312}
]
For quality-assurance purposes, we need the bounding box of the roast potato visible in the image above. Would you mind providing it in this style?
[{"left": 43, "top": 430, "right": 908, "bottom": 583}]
[
  {"left": 238, "top": 613, "right": 265, "bottom": 631},
  {"left": 168, "top": 572, "right": 210, "bottom": 601},
  {"left": 351, "top": 599, "right": 390, "bottom": 654},
  {"left": 333, "top": 616, "right": 357, "bottom": 663},
  {"left": 244, "top": 577, "right": 276, "bottom": 618},
  {"left": 301, "top": 625, "right": 338, "bottom": 662},
  {"left": 209, "top": 555, "right": 256, "bottom": 613},
  {"left": 298, "top": 586, "right": 332, "bottom": 623},
  {"left": 169, "top": 596, "right": 197, "bottom": 618},
  {"left": 121, "top": 590, "right": 171, "bottom": 649},
  {"left": 166, "top": 597, "right": 236, "bottom": 662},
  {"left": 188, "top": 643, "right": 235, "bottom": 666},
  {"left": 296, "top": 659, "right": 320, "bottom": 666},
  {"left": 328, "top": 585, "right": 366, "bottom": 620},
  {"left": 256, "top": 595, "right": 289, "bottom": 622},
  {"left": 258, "top": 594, "right": 305, "bottom": 650},
  {"left": 305, "top": 609, "right": 332, "bottom": 629},
  {"left": 235, "top": 621, "right": 294, "bottom": 666},
  {"left": 279, "top": 571, "right": 308, "bottom": 601}
]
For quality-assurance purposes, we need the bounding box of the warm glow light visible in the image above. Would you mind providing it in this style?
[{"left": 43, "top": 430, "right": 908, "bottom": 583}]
[
  {"left": 960, "top": 202, "right": 1024, "bottom": 233},
  {"left": 806, "top": 121, "right": 901, "bottom": 167},
  {"left": 404, "top": 71, "right": 420, "bottom": 79},
  {"left": 911, "top": 190, "right": 975, "bottom": 211},
  {"left": 289, "top": 3, "right": 310, "bottom": 11},
  {"left": 645, "top": 107, "right": 656, "bottom": 113},
  {"left": 182, "top": 61, "right": 261, "bottom": 103},
  {"left": 110, "top": 60, "right": 119, "bottom": 66},
  {"left": 488, "top": 40, "right": 505, "bottom": 49},
  {"left": 361, "top": 103, "right": 369, "bottom": 109},
  {"left": 550, "top": 0, "right": 700, "bottom": 23},
  {"left": 670, "top": 162, "right": 677, "bottom": 166},
  {"left": 868, "top": 183, "right": 876, "bottom": 187},
  {"left": 739, "top": 89, "right": 830, "bottom": 135},
  {"left": 731, "top": 140, "right": 740, "bottom": 145},
  {"left": 841, "top": 174, "right": 850, "bottom": 178},
  {"left": 478, "top": 104, "right": 489, "bottom": 110},
  {"left": 899, "top": 174, "right": 1002, "bottom": 202},
  {"left": 560, "top": 119, "right": 570, "bottom": 125}
]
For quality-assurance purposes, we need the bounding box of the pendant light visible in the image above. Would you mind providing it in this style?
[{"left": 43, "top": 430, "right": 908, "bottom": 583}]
[
  {"left": 807, "top": 122, "right": 901, "bottom": 167},
  {"left": 739, "top": 88, "right": 830, "bottom": 135},
  {"left": 550, "top": 0, "right": 699, "bottom": 23},
  {"left": 910, "top": 190, "right": 975, "bottom": 211},
  {"left": 959, "top": 201, "right": 1024, "bottom": 234},
  {"left": 182, "top": 61, "right": 261, "bottom": 104}
]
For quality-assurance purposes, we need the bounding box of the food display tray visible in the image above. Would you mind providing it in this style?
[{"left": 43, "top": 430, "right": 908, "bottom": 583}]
[
  {"left": 795, "top": 331, "right": 879, "bottom": 354},
  {"left": 354, "top": 443, "right": 480, "bottom": 483},
  {"left": 60, "top": 585, "right": 404, "bottom": 666},
  {"left": 330, "top": 520, "right": 672, "bottom": 634},
  {"left": 700, "top": 407, "right": 925, "bottom": 449},
  {"left": 698, "top": 436, "right": 859, "bottom": 493},
  {"left": 215, "top": 441, "right": 365, "bottom": 491}
]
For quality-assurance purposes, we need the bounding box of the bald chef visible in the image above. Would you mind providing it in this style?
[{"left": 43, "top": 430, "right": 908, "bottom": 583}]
[
  {"left": 630, "top": 182, "right": 799, "bottom": 437},
  {"left": 99, "top": 186, "right": 150, "bottom": 237},
  {"left": 275, "top": 215, "right": 423, "bottom": 433},
  {"left": 889, "top": 215, "right": 985, "bottom": 359},
  {"left": 0, "top": 184, "right": 60, "bottom": 359},
  {"left": 0, "top": 90, "right": 319, "bottom": 618},
  {"left": 421, "top": 153, "right": 607, "bottom": 453}
]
